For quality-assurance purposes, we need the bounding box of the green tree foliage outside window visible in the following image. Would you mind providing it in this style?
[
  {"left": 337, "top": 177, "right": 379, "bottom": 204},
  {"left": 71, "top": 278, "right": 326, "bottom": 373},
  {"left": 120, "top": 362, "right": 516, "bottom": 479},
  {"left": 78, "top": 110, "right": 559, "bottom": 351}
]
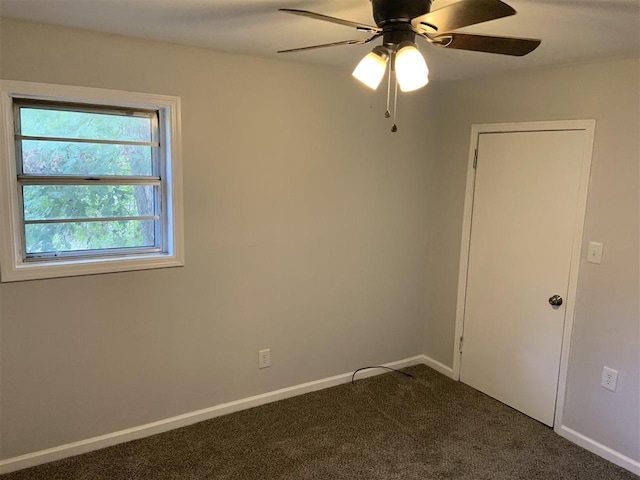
[{"left": 18, "top": 105, "right": 159, "bottom": 255}]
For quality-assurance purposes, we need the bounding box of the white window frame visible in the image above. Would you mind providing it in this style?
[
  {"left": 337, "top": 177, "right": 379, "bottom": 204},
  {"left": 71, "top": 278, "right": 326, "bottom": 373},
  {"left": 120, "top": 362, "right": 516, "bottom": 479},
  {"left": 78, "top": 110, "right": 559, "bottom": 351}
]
[{"left": 0, "top": 80, "right": 184, "bottom": 282}]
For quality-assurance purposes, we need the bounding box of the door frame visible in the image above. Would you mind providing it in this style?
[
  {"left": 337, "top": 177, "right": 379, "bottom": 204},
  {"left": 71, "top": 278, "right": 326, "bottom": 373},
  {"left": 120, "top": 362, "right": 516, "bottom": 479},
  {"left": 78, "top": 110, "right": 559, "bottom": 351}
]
[{"left": 452, "top": 120, "right": 596, "bottom": 429}]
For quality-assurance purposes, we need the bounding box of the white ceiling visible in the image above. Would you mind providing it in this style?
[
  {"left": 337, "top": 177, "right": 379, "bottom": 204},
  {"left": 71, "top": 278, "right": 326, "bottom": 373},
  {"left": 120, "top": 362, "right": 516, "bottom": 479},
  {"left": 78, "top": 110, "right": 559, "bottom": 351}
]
[{"left": 1, "top": 0, "right": 638, "bottom": 81}]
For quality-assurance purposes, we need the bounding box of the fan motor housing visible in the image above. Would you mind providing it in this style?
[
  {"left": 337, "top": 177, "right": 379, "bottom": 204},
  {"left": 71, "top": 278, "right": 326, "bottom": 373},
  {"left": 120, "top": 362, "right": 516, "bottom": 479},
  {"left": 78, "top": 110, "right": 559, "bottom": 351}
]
[
  {"left": 381, "top": 24, "right": 417, "bottom": 47},
  {"left": 371, "top": 0, "right": 433, "bottom": 27}
]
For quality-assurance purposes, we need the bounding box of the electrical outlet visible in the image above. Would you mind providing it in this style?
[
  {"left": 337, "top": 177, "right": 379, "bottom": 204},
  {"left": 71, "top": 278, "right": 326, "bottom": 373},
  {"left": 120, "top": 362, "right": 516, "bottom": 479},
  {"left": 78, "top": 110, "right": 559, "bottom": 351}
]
[
  {"left": 601, "top": 366, "right": 618, "bottom": 392},
  {"left": 258, "top": 349, "right": 271, "bottom": 369}
]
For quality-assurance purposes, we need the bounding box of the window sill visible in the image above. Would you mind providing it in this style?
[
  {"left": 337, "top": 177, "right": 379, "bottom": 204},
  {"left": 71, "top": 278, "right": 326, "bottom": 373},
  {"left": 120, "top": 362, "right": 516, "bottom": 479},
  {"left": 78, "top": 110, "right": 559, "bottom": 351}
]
[{"left": 1, "top": 253, "right": 184, "bottom": 282}]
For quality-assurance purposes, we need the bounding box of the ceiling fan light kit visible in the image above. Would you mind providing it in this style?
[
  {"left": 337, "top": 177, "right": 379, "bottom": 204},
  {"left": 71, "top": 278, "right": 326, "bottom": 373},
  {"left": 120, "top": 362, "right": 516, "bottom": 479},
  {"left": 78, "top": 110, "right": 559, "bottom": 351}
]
[
  {"left": 279, "top": 0, "right": 540, "bottom": 131},
  {"left": 395, "top": 42, "right": 430, "bottom": 92},
  {"left": 352, "top": 46, "right": 390, "bottom": 90}
]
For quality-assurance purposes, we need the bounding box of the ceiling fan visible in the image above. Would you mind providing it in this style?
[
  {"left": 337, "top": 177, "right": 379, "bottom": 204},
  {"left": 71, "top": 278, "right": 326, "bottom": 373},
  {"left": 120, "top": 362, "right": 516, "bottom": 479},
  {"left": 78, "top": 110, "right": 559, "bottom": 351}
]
[{"left": 278, "top": 0, "right": 541, "bottom": 130}]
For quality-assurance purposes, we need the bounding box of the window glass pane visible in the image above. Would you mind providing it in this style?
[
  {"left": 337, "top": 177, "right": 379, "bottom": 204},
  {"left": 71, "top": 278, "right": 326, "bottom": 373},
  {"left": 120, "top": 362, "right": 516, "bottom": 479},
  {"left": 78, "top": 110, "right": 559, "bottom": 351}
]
[
  {"left": 20, "top": 107, "right": 152, "bottom": 142},
  {"left": 23, "top": 185, "right": 156, "bottom": 220},
  {"left": 21, "top": 140, "right": 153, "bottom": 176},
  {"left": 25, "top": 220, "right": 156, "bottom": 254}
]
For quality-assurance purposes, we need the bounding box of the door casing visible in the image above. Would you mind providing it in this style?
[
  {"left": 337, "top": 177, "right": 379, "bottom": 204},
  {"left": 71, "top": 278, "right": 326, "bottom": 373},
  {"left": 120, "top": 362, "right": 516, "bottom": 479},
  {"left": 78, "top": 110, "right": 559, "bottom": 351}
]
[{"left": 452, "top": 120, "right": 596, "bottom": 431}]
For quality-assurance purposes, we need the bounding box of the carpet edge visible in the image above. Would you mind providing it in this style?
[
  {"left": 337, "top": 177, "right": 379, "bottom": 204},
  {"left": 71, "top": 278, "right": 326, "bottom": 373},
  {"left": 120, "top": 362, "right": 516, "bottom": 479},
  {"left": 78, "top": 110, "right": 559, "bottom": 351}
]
[
  {"left": 557, "top": 425, "right": 640, "bottom": 476},
  {"left": 0, "top": 354, "right": 429, "bottom": 475}
]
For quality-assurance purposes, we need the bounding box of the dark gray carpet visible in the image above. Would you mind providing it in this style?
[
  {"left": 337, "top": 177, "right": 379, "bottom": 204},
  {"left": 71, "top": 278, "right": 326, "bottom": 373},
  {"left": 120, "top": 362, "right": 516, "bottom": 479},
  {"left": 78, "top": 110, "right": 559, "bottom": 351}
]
[{"left": 2, "top": 364, "right": 637, "bottom": 479}]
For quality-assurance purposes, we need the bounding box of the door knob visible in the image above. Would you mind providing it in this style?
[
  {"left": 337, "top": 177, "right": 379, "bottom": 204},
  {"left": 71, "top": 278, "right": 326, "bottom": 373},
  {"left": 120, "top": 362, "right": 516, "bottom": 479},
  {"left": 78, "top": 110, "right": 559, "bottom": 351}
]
[{"left": 549, "top": 295, "right": 563, "bottom": 306}]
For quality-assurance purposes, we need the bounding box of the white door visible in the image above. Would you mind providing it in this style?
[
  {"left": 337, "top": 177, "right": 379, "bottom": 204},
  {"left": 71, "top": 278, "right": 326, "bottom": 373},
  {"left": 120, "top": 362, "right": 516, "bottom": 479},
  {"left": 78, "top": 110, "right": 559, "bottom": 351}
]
[{"left": 460, "top": 129, "right": 587, "bottom": 426}]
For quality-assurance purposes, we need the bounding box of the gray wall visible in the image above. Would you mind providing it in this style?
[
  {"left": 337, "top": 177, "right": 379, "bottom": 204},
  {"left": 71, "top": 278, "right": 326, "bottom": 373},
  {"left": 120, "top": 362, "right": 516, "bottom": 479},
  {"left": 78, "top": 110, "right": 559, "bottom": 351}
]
[
  {"left": 428, "top": 58, "right": 640, "bottom": 461},
  {"left": 0, "top": 18, "right": 436, "bottom": 458}
]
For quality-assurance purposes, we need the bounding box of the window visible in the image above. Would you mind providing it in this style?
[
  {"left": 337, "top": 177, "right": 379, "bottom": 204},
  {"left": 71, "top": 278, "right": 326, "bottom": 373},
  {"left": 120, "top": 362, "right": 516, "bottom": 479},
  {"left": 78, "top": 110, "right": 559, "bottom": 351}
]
[{"left": 0, "top": 81, "right": 184, "bottom": 281}]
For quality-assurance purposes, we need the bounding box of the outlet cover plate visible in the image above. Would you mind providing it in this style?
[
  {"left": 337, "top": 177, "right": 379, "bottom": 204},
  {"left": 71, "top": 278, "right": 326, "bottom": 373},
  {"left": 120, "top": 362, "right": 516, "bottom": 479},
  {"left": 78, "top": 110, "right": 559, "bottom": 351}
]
[
  {"left": 601, "top": 366, "right": 618, "bottom": 392},
  {"left": 258, "top": 349, "right": 271, "bottom": 369}
]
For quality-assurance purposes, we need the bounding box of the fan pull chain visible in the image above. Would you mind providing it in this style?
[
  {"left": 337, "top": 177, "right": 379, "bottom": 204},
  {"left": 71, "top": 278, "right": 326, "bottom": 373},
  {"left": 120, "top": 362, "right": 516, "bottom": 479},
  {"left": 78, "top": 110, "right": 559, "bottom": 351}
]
[
  {"left": 385, "top": 67, "right": 392, "bottom": 119},
  {"left": 391, "top": 75, "right": 399, "bottom": 133}
]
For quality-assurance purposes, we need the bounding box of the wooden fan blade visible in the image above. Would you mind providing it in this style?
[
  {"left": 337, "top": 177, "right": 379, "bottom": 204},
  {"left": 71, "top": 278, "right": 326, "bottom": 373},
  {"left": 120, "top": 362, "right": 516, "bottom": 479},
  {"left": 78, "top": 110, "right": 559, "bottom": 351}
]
[
  {"left": 279, "top": 9, "right": 381, "bottom": 33},
  {"left": 278, "top": 34, "right": 382, "bottom": 53},
  {"left": 412, "top": 0, "right": 515, "bottom": 32},
  {"left": 434, "top": 33, "right": 541, "bottom": 56}
]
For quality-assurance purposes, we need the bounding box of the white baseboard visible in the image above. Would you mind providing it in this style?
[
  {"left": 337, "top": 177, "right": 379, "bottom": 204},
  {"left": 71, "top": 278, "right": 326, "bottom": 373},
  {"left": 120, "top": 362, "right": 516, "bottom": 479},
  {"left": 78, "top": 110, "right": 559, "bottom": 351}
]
[
  {"left": 0, "top": 355, "right": 427, "bottom": 475},
  {"left": 6, "top": 357, "right": 636, "bottom": 477},
  {"left": 557, "top": 425, "right": 640, "bottom": 476},
  {"left": 421, "top": 354, "right": 455, "bottom": 379}
]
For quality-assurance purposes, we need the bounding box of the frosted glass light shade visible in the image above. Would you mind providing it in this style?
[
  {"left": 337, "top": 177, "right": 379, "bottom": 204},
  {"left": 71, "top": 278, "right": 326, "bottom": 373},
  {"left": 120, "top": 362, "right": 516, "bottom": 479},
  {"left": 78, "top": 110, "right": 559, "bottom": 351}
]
[
  {"left": 395, "top": 43, "right": 429, "bottom": 92},
  {"left": 352, "top": 48, "right": 389, "bottom": 90}
]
